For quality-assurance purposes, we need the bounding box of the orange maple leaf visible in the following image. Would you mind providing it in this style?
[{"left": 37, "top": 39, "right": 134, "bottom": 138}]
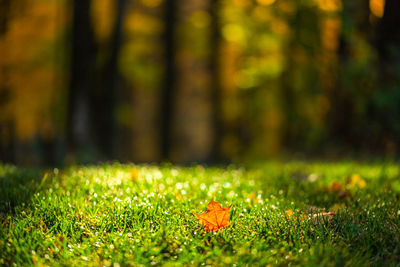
[
  {"left": 329, "top": 181, "right": 342, "bottom": 192},
  {"left": 193, "top": 199, "right": 232, "bottom": 232}
]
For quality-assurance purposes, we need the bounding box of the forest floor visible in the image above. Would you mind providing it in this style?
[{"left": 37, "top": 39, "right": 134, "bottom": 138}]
[{"left": 1, "top": 161, "right": 400, "bottom": 266}]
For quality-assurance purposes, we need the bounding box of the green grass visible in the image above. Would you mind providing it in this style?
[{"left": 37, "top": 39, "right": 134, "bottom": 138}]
[{"left": 1, "top": 162, "right": 400, "bottom": 266}]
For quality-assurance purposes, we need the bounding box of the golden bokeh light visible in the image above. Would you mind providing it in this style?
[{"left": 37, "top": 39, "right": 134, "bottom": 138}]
[
  {"left": 316, "top": 0, "right": 342, "bottom": 12},
  {"left": 141, "top": 0, "right": 163, "bottom": 8},
  {"left": 222, "top": 24, "right": 246, "bottom": 45},
  {"left": 256, "top": 0, "right": 276, "bottom": 6},
  {"left": 370, "top": 0, "right": 385, "bottom": 18}
]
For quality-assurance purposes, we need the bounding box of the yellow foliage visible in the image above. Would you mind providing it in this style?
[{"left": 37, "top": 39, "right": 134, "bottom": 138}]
[
  {"left": 131, "top": 168, "right": 140, "bottom": 182},
  {"left": 346, "top": 174, "right": 367, "bottom": 189},
  {"left": 141, "top": 0, "right": 163, "bottom": 8},
  {"left": 256, "top": 0, "right": 276, "bottom": 6},
  {"left": 370, "top": 0, "right": 385, "bottom": 18},
  {"left": 270, "top": 19, "right": 290, "bottom": 37},
  {"left": 222, "top": 24, "right": 246, "bottom": 45},
  {"left": 125, "top": 11, "right": 163, "bottom": 35},
  {"left": 233, "top": 0, "right": 251, "bottom": 8},
  {"left": 320, "top": 17, "right": 341, "bottom": 53},
  {"left": 286, "top": 209, "right": 294, "bottom": 217},
  {"left": 91, "top": 0, "right": 115, "bottom": 41},
  {"left": 316, "top": 0, "right": 343, "bottom": 12},
  {"left": 0, "top": 1, "right": 61, "bottom": 140},
  {"left": 252, "top": 6, "right": 272, "bottom": 22}
]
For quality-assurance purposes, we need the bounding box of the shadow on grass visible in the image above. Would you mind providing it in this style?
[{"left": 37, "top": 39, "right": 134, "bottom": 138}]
[
  {"left": 265, "top": 171, "right": 365, "bottom": 211},
  {"left": 0, "top": 165, "right": 52, "bottom": 215}
]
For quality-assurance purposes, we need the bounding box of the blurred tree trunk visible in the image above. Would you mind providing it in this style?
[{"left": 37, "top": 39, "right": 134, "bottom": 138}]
[
  {"left": 0, "top": 120, "right": 15, "bottom": 163},
  {"left": 0, "top": 0, "right": 15, "bottom": 163},
  {"left": 0, "top": 0, "right": 11, "bottom": 35},
  {"left": 160, "top": 0, "right": 176, "bottom": 161},
  {"left": 336, "top": 0, "right": 371, "bottom": 149},
  {"left": 93, "top": 0, "right": 127, "bottom": 158},
  {"left": 328, "top": 1, "right": 353, "bottom": 146},
  {"left": 210, "top": 0, "right": 224, "bottom": 163},
  {"left": 377, "top": 0, "right": 400, "bottom": 70},
  {"left": 67, "top": 0, "right": 96, "bottom": 161},
  {"left": 376, "top": 0, "right": 400, "bottom": 152},
  {"left": 281, "top": 4, "right": 320, "bottom": 151},
  {"left": 170, "top": 0, "right": 214, "bottom": 163}
]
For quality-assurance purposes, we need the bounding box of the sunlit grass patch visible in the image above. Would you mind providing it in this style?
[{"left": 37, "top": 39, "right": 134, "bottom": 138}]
[{"left": 0, "top": 162, "right": 399, "bottom": 266}]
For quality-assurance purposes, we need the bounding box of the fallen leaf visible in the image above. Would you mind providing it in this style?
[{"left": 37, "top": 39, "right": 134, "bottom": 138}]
[
  {"left": 176, "top": 193, "right": 183, "bottom": 200},
  {"left": 329, "top": 181, "right": 342, "bottom": 192},
  {"left": 285, "top": 209, "right": 308, "bottom": 221},
  {"left": 346, "top": 174, "right": 366, "bottom": 188},
  {"left": 131, "top": 168, "right": 139, "bottom": 182},
  {"left": 193, "top": 199, "right": 231, "bottom": 232},
  {"left": 286, "top": 209, "right": 294, "bottom": 217}
]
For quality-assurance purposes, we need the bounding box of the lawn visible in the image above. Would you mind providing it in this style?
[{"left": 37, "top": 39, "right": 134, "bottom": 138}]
[{"left": 1, "top": 162, "right": 400, "bottom": 266}]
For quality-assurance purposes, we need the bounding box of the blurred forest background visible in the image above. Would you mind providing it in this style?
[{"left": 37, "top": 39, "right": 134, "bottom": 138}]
[{"left": 0, "top": 0, "right": 399, "bottom": 165}]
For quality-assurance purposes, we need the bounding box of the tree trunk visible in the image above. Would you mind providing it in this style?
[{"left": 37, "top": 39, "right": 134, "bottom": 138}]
[
  {"left": 94, "top": 0, "right": 127, "bottom": 158},
  {"left": 377, "top": 0, "right": 400, "bottom": 60},
  {"left": 0, "top": 0, "right": 11, "bottom": 35},
  {"left": 160, "top": 0, "right": 176, "bottom": 161},
  {"left": 0, "top": 0, "right": 15, "bottom": 163},
  {"left": 67, "top": 0, "right": 96, "bottom": 160},
  {"left": 209, "top": 0, "right": 224, "bottom": 163},
  {"left": 376, "top": 0, "right": 400, "bottom": 152}
]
